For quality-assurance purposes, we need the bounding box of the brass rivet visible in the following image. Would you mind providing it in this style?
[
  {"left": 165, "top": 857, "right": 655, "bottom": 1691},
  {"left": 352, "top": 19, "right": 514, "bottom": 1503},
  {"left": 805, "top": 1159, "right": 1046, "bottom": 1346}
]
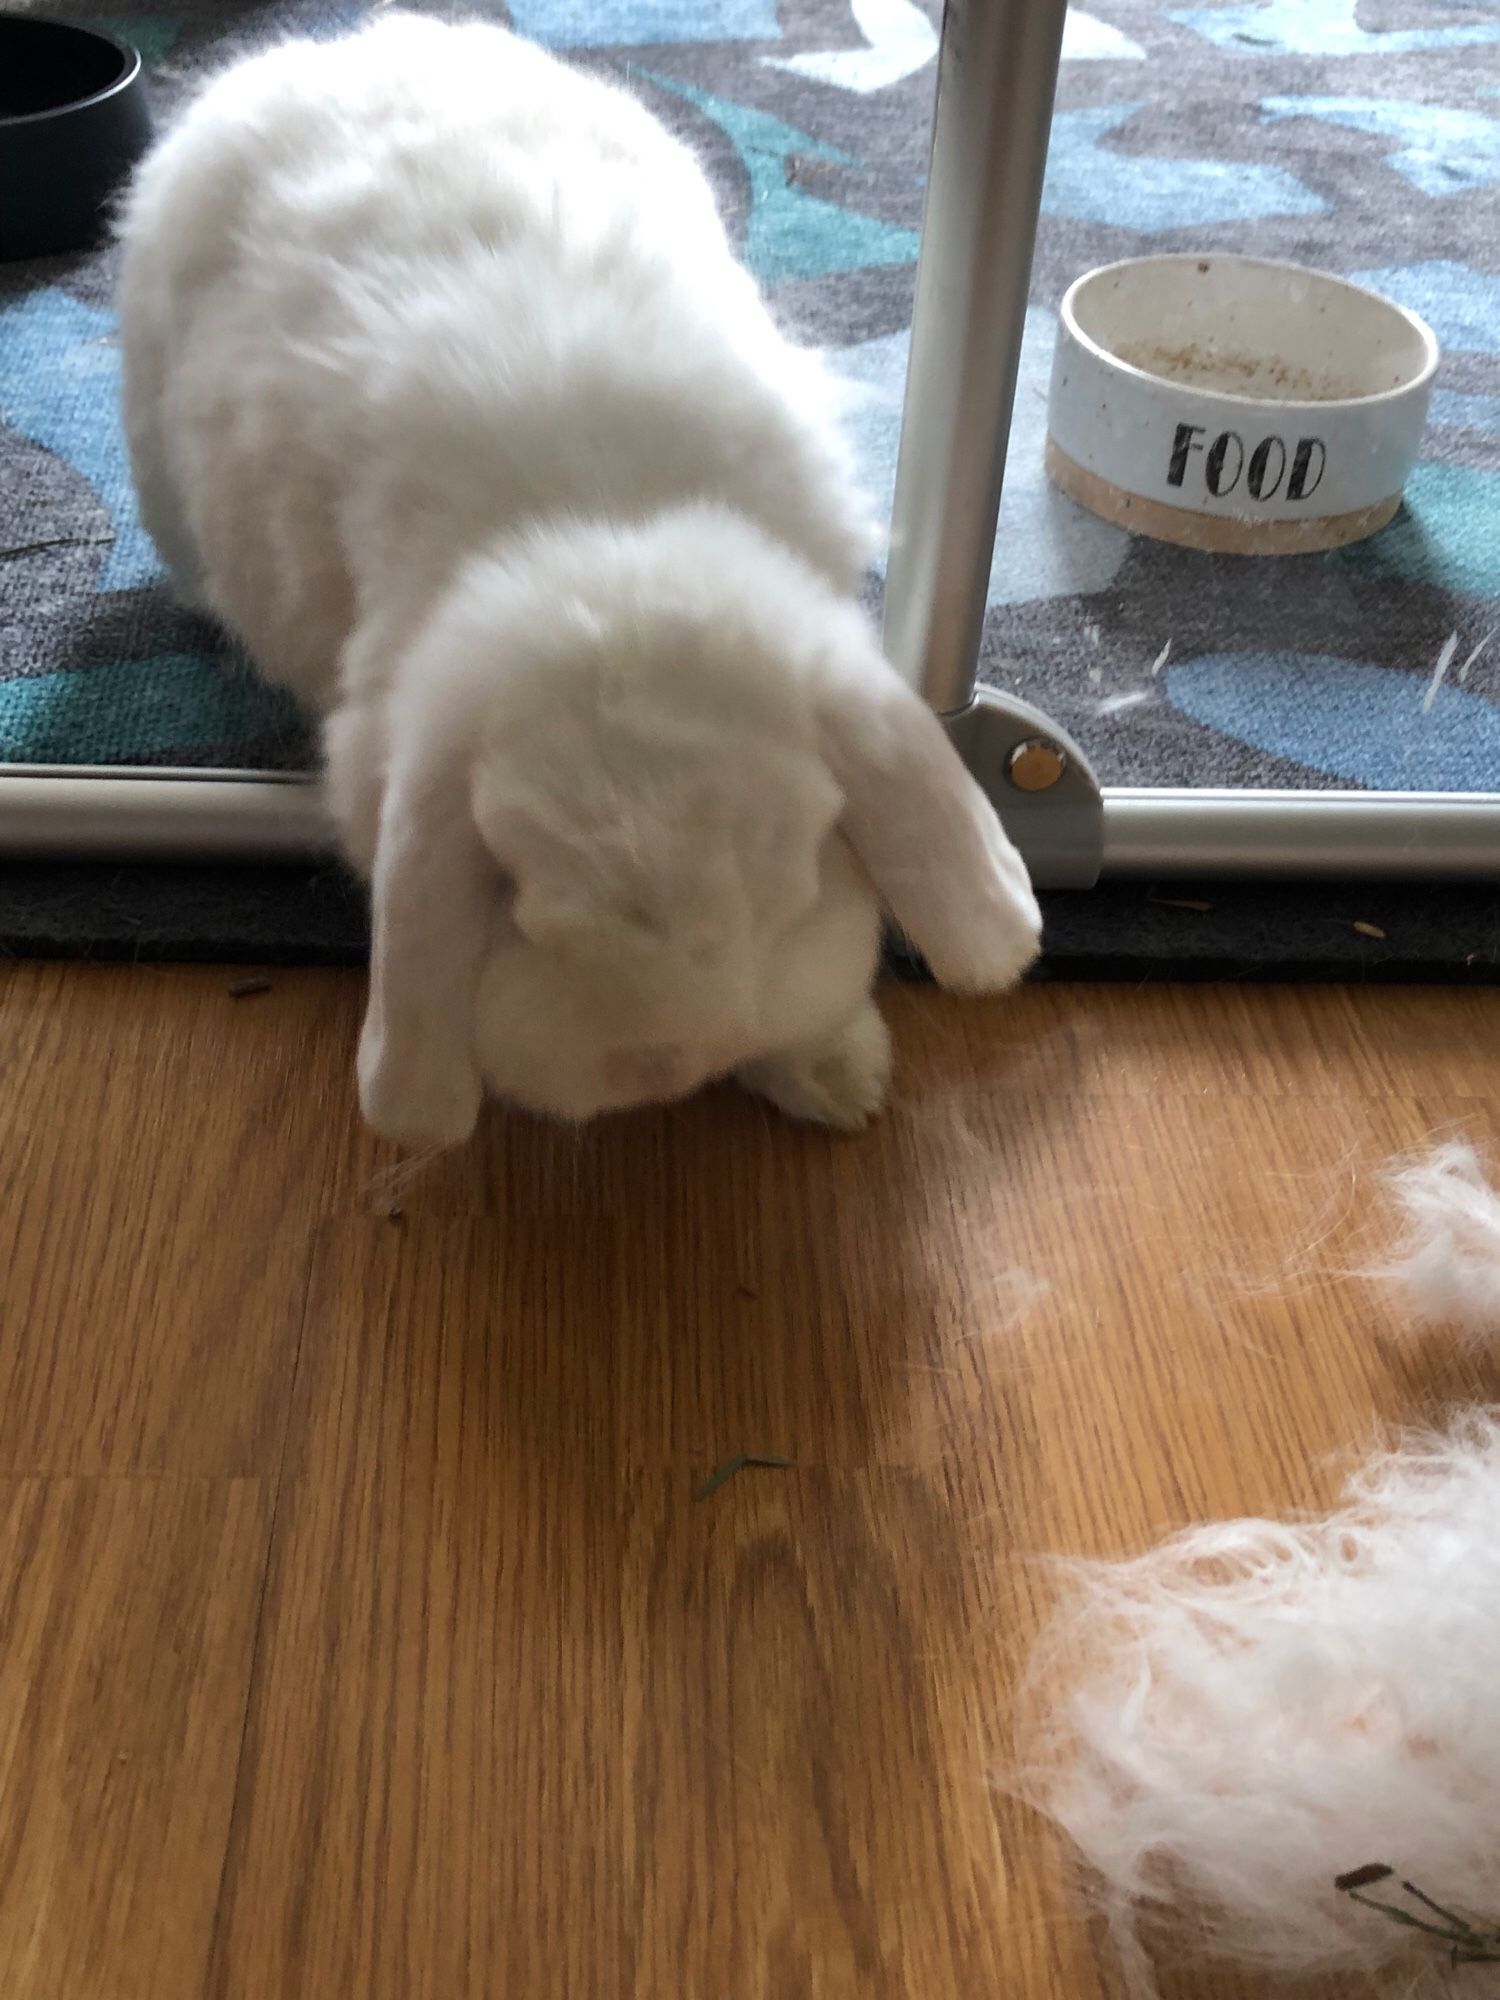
[{"left": 1008, "top": 739, "right": 1068, "bottom": 791}]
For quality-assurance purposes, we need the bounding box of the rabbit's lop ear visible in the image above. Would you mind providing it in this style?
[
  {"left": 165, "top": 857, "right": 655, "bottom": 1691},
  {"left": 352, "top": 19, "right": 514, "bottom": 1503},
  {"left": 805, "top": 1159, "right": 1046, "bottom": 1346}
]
[
  {"left": 818, "top": 648, "right": 1042, "bottom": 991},
  {"left": 357, "top": 730, "right": 492, "bottom": 1149}
]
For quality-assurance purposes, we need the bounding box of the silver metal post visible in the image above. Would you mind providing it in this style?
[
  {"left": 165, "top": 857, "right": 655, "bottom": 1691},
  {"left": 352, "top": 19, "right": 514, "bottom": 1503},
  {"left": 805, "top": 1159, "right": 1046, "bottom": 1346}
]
[{"left": 882, "top": 0, "right": 1070, "bottom": 711}]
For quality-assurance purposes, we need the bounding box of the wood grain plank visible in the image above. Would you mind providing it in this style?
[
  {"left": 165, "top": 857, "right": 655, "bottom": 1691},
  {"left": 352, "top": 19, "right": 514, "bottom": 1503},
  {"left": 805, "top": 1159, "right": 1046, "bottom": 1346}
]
[
  {"left": 0, "top": 964, "right": 359, "bottom": 1472},
  {"left": 622, "top": 1466, "right": 1009, "bottom": 2000},
  {"left": 206, "top": 1223, "right": 628, "bottom": 2000},
  {"left": 0, "top": 1477, "right": 270, "bottom": 2000},
  {"left": 2, "top": 967, "right": 1495, "bottom": 2000}
]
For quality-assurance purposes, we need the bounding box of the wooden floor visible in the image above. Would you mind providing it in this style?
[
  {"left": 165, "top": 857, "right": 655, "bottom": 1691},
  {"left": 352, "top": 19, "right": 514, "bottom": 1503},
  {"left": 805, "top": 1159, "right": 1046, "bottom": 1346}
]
[{"left": 1, "top": 962, "right": 1496, "bottom": 1999}]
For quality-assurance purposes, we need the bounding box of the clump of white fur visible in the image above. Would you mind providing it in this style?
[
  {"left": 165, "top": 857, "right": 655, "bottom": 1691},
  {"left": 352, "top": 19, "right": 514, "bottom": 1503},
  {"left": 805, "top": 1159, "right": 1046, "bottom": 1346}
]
[
  {"left": 1376, "top": 1144, "right": 1500, "bottom": 1345},
  {"left": 1017, "top": 1411, "right": 1500, "bottom": 1994}
]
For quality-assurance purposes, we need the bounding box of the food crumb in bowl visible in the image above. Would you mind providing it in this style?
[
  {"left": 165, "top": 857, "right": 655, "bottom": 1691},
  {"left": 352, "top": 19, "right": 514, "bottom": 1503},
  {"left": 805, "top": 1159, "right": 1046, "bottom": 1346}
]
[{"left": 1113, "top": 339, "right": 1358, "bottom": 400}]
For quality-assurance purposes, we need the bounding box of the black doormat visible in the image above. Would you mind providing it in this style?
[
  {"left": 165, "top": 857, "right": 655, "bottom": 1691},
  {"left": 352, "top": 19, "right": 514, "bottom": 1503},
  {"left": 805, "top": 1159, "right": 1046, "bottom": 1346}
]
[{"left": 2, "top": 861, "right": 1495, "bottom": 983}]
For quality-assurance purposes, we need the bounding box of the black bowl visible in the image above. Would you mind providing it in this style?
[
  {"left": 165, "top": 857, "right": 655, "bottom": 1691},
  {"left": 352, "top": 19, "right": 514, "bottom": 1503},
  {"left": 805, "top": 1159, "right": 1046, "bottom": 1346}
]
[{"left": 0, "top": 12, "right": 153, "bottom": 260}]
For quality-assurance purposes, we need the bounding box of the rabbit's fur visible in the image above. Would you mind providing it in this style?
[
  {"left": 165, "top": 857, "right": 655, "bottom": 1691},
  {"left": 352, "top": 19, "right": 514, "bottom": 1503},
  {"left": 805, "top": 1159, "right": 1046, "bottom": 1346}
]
[{"left": 118, "top": 13, "right": 1041, "bottom": 1146}]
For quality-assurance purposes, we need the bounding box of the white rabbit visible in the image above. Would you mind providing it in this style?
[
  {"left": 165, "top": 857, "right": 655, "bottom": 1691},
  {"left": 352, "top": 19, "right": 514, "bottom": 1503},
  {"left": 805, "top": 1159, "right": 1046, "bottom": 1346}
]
[{"left": 117, "top": 12, "right": 1041, "bottom": 1147}]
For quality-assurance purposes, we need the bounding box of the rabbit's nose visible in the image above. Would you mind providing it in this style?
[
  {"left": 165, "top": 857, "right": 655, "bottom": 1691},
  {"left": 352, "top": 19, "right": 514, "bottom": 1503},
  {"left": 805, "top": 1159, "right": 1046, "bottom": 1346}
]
[{"left": 604, "top": 1043, "right": 688, "bottom": 1102}]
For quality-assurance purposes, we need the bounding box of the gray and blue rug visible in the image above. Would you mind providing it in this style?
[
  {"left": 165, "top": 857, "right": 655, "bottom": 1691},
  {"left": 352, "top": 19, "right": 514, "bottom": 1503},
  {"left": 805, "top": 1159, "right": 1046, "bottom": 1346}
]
[{"left": 2, "top": 0, "right": 1498, "bottom": 787}]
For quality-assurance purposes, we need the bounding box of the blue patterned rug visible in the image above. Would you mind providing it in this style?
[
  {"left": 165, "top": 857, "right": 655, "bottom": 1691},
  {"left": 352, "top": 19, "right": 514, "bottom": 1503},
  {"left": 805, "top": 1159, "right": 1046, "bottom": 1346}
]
[{"left": 2, "top": 0, "right": 1498, "bottom": 793}]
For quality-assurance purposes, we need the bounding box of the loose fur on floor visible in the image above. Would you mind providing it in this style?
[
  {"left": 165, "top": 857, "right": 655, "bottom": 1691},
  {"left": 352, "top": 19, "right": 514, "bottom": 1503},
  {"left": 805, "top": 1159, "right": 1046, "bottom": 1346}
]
[
  {"left": 1016, "top": 1410, "right": 1500, "bottom": 1996},
  {"left": 1375, "top": 1143, "right": 1500, "bottom": 1348}
]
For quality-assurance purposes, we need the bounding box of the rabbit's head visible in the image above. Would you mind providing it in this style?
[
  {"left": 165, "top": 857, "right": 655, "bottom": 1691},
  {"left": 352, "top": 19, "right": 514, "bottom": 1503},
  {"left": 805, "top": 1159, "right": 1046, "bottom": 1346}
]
[{"left": 351, "top": 507, "right": 1041, "bottom": 1146}]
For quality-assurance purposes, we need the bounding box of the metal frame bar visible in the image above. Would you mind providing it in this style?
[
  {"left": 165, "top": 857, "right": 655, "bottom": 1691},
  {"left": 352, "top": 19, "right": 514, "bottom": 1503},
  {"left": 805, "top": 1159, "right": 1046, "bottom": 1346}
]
[
  {"left": 1101, "top": 790, "right": 1500, "bottom": 879},
  {"left": 1, "top": 0, "right": 1496, "bottom": 885},
  {"left": 0, "top": 765, "right": 331, "bottom": 861},
  {"left": 2, "top": 765, "right": 1497, "bottom": 883}
]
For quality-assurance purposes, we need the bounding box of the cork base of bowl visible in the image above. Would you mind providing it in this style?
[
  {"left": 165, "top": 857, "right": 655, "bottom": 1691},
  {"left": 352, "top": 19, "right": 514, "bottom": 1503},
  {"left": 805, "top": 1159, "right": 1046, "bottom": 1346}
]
[{"left": 1045, "top": 439, "right": 1400, "bottom": 556}]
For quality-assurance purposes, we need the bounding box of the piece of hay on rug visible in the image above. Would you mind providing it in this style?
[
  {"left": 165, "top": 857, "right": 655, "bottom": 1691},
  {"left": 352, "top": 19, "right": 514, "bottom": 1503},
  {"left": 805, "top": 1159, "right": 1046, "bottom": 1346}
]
[
  {"left": 1015, "top": 1410, "right": 1500, "bottom": 1996},
  {"left": 1376, "top": 1143, "right": 1500, "bottom": 1346}
]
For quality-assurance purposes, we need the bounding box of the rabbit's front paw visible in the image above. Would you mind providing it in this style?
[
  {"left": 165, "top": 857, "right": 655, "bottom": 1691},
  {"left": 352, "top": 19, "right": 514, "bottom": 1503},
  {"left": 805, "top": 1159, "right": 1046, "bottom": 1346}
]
[{"left": 738, "top": 999, "right": 891, "bottom": 1133}]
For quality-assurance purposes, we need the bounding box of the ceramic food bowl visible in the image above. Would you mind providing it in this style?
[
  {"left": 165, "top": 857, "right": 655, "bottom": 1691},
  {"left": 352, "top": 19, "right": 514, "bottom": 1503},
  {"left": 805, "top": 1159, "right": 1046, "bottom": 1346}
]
[{"left": 1045, "top": 253, "right": 1439, "bottom": 556}]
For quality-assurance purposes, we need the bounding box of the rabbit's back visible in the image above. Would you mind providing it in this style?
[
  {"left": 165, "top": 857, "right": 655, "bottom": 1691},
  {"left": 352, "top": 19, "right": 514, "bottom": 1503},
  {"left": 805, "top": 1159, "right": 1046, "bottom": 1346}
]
[
  {"left": 120, "top": 15, "right": 866, "bottom": 703},
  {"left": 138, "top": 16, "right": 724, "bottom": 283}
]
